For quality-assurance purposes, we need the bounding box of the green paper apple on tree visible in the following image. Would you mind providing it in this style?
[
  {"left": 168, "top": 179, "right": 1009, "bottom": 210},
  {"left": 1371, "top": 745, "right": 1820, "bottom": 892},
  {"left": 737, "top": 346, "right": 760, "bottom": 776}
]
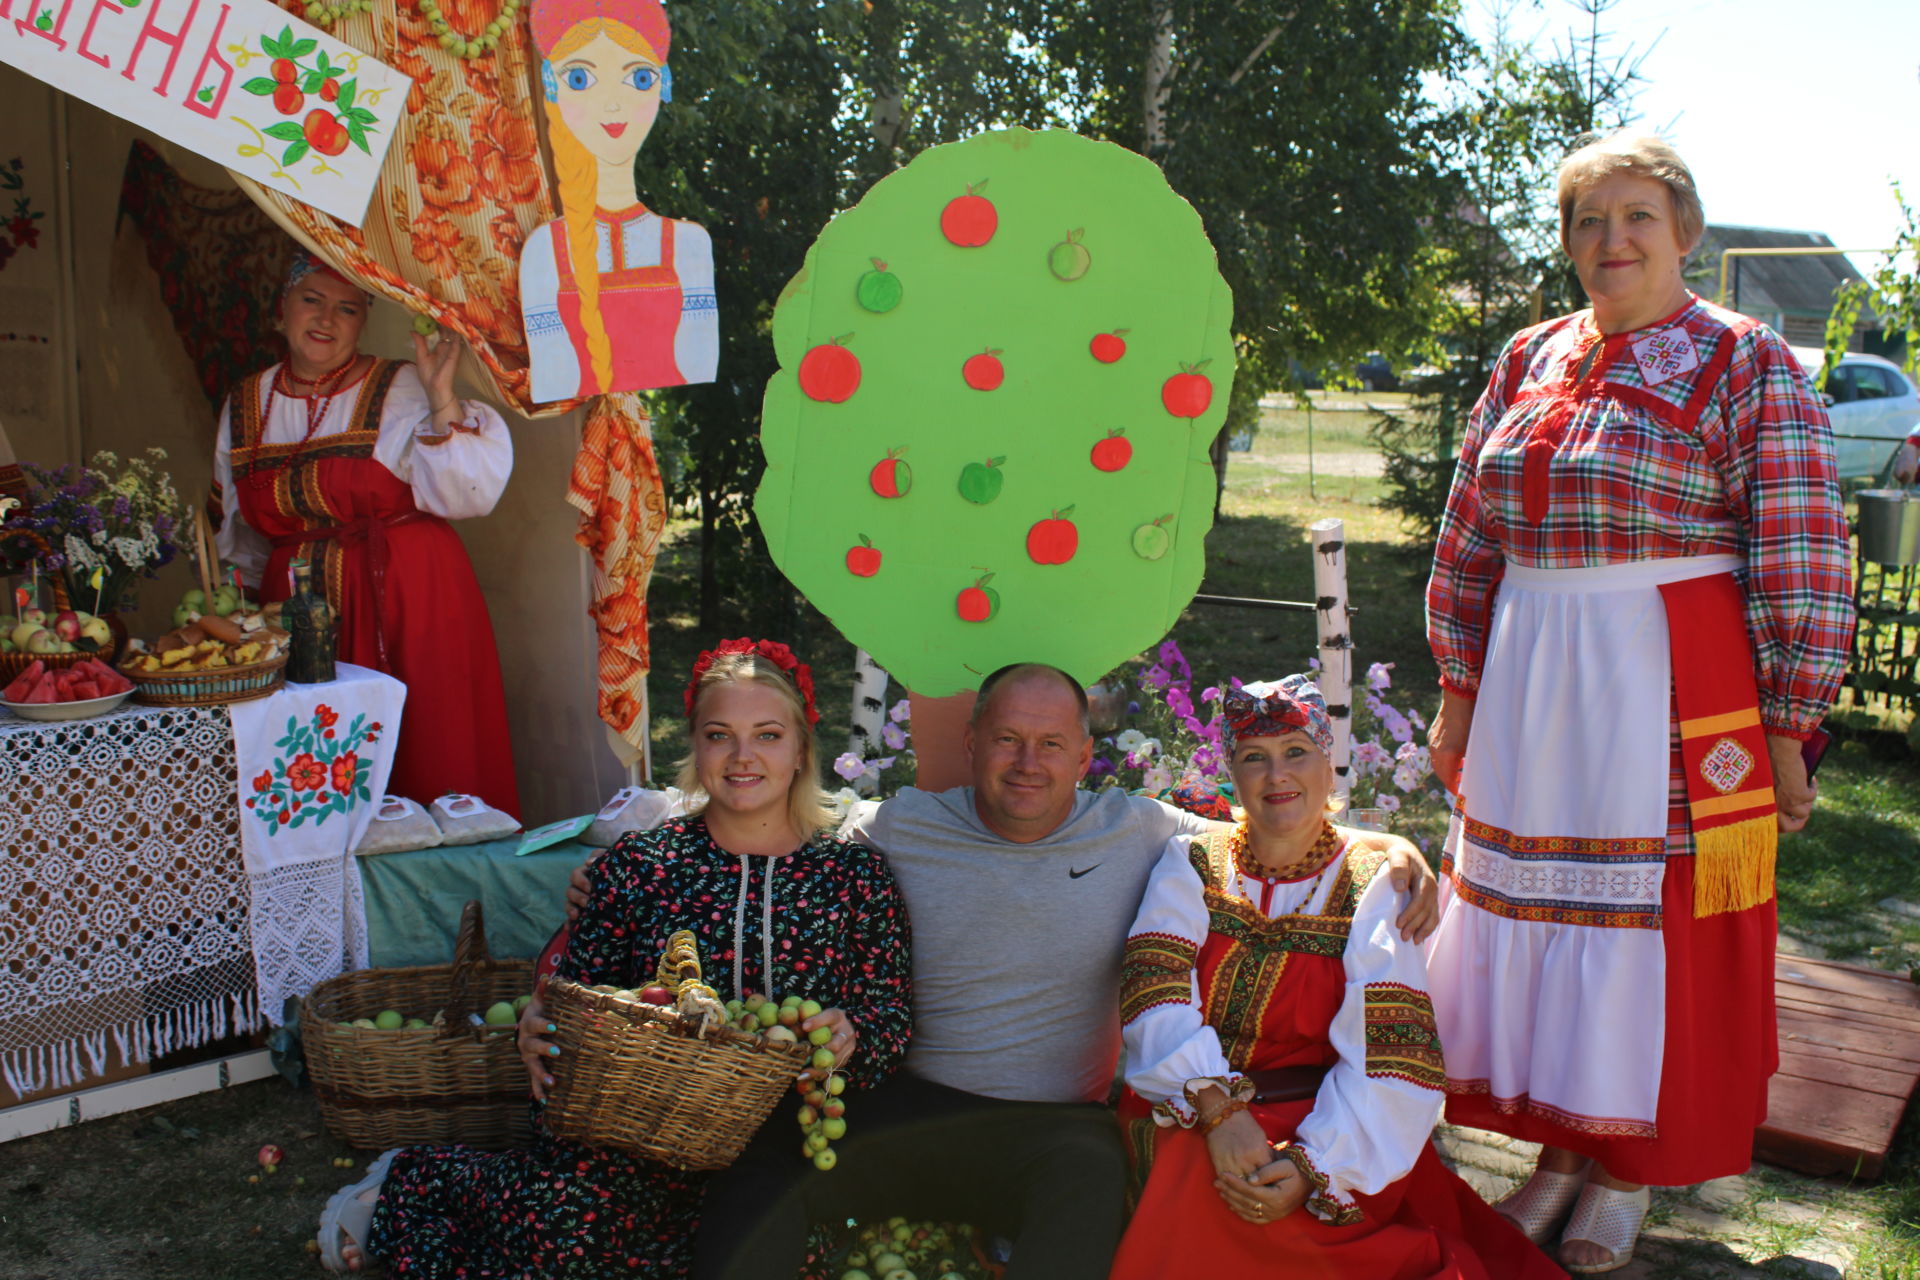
[
  {"left": 1027, "top": 507, "right": 1079, "bottom": 565},
  {"left": 962, "top": 349, "right": 1004, "bottom": 391},
  {"left": 756, "top": 127, "right": 1235, "bottom": 698},
  {"left": 1049, "top": 229, "right": 1091, "bottom": 281},
  {"left": 1090, "top": 429, "right": 1131, "bottom": 472},
  {"left": 847, "top": 535, "right": 882, "bottom": 577},
  {"left": 869, "top": 448, "right": 912, "bottom": 498},
  {"left": 957, "top": 457, "right": 1006, "bottom": 505},
  {"left": 857, "top": 259, "right": 903, "bottom": 313},
  {"left": 799, "top": 336, "right": 862, "bottom": 403},
  {"left": 1132, "top": 514, "right": 1175, "bottom": 560}
]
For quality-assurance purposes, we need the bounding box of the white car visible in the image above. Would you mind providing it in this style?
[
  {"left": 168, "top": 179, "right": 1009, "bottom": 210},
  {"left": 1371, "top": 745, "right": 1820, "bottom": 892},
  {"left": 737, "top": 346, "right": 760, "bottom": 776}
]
[{"left": 1792, "top": 348, "right": 1920, "bottom": 481}]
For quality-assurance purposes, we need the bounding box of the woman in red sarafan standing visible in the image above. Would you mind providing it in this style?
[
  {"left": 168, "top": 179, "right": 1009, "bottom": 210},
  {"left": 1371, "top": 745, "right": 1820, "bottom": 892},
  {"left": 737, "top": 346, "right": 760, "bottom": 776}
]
[{"left": 213, "top": 250, "right": 519, "bottom": 815}]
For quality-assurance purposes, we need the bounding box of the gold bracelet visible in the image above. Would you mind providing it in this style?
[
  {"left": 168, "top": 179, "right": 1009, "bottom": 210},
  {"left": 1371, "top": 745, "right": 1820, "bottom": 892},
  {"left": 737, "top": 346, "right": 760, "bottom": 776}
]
[{"left": 1199, "top": 1098, "right": 1248, "bottom": 1134}]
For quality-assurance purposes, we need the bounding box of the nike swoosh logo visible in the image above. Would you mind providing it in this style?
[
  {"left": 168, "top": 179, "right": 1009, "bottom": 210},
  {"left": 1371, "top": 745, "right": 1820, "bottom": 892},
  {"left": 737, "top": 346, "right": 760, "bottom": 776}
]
[{"left": 1069, "top": 864, "right": 1100, "bottom": 879}]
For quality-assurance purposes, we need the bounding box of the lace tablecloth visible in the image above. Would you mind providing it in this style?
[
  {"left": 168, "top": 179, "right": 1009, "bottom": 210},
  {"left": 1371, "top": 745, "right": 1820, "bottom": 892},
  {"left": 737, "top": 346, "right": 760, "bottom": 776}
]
[{"left": 0, "top": 702, "right": 258, "bottom": 1097}]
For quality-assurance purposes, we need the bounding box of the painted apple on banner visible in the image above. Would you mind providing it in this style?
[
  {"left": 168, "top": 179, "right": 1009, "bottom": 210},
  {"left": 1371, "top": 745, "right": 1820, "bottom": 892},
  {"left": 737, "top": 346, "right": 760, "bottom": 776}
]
[{"left": 0, "top": 0, "right": 408, "bottom": 225}]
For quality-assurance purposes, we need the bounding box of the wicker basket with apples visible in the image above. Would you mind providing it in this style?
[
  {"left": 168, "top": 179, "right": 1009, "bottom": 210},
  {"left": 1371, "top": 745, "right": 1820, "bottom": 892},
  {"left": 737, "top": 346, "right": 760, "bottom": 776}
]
[
  {"left": 301, "top": 901, "right": 535, "bottom": 1150},
  {"left": 542, "top": 931, "right": 811, "bottom": 1170}
]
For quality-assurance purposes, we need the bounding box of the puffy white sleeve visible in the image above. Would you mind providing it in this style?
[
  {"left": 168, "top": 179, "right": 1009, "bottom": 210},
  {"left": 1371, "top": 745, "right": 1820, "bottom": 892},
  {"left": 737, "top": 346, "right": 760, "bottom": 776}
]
[
  {"left": 673, "top": 218, "right": 718, "bottom": 386},
  {"left": 372, "top": 363, "right": 514, "bottom": 520},
  {"left": 1281, "top": 861, "right": 1446, "bottom": 1225},
  {"left": 520, "top": 221, "right": 582, "bottom": 404},
  {"left": 1121, "top": 836, "right": 1247, "bottom": 1127},
  {"left": 211, "top": 395, "right": 271, "bottom": 590}
]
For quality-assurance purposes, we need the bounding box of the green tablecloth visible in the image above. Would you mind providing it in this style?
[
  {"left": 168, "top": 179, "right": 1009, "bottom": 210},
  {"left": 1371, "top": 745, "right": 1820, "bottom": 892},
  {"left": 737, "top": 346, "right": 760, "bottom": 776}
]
[{"left": 358, "top": 837, "right": 593, "bottom": 968}]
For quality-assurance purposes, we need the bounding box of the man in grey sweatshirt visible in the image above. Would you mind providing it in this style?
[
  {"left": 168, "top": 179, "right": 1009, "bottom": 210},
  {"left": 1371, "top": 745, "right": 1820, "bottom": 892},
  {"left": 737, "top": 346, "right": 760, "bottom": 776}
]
[{"left": 692, "top": 664, "right": 1437, "bottom": 1280}]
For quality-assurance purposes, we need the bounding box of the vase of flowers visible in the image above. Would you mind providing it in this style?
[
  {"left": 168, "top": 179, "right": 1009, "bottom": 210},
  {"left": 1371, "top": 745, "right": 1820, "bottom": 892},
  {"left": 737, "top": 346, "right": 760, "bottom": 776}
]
[{"left": 0, "top": 449, "right": 184, "bottom": 616}]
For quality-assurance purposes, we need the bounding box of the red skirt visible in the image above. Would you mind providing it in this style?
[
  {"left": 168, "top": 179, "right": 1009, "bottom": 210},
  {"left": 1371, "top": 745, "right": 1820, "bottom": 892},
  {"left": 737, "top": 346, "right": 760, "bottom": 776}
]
[
  {"left": 1112, "top": 1096, "right": 1565, "bottom": 1280},
  {"left": 1445, "top": 856, "right": 1776, "bottom": 1184}
]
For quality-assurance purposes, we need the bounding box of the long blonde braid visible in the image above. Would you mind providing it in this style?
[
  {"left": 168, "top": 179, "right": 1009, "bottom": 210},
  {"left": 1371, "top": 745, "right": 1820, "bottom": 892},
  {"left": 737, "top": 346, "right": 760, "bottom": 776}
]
[{"left": 544, "top": 96, "right": 615, "bottom": 394}]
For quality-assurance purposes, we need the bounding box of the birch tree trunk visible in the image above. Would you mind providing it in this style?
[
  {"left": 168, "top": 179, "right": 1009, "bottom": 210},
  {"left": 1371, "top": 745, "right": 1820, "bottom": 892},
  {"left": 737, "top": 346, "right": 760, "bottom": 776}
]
[{"left": 1309, "top": 518, "right": 1353, "bottom": 794}]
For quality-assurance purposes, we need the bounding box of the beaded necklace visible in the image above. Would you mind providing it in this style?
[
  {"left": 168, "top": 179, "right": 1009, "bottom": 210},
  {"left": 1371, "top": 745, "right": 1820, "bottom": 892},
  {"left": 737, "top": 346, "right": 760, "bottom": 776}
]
[
  {"left": 265, "top": 355, "right": 360, "bottom": 442},
  {"left": 1231, "top": 820, "right": 1343, "bottom": 908}
]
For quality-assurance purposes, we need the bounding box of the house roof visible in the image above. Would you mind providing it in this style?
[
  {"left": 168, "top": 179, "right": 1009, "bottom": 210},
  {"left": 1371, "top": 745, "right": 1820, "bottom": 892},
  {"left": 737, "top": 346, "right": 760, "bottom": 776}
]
[{"left": 1695, "top": 225, "right": 1872, "bottom": 318}]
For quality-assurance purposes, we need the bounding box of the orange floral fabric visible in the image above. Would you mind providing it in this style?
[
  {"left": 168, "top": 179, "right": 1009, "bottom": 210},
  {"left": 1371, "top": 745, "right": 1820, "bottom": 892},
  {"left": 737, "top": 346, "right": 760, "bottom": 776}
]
[
  {"left": 238, "top": 1, "right": 666, "bottom": 749},
  {"left": 567, "top": 393, "right": 667, "bottom": 753}
]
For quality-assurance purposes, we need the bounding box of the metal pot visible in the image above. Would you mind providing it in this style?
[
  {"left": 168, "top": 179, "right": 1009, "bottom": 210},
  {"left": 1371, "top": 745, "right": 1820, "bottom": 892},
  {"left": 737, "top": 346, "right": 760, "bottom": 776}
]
[{"left": 1856, "top": 488, "right": 1920, "bottom": 567}]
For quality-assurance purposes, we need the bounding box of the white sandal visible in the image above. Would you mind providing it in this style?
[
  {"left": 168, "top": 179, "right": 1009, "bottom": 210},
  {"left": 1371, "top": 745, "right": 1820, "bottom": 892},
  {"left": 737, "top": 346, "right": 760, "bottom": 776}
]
[
  {"left": 316, "top": 1148, "right": 400, "bottom": 1273},
  {"left": 1559, "top": 1180, "right": 1651, "bottom": 1275},
  {"left": 1493, "top": 1162, "right": 1588, "bottom": 1245}
]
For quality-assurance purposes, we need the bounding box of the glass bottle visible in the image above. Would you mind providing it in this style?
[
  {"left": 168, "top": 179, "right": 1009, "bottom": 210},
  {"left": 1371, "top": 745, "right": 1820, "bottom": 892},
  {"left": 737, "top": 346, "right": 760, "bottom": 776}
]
[{"left": 282, "top": 557, "right": 336, "bottom": 684}]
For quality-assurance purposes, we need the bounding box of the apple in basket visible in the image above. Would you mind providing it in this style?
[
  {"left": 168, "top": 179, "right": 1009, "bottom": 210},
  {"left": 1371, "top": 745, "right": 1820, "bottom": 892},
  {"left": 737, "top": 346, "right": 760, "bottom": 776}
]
[
  {"left": 639, "top": 984, "right": 673, "bottom": 1006},
  {"left": 482, "top": 1001, "right": 517, "bottom": 1027}
]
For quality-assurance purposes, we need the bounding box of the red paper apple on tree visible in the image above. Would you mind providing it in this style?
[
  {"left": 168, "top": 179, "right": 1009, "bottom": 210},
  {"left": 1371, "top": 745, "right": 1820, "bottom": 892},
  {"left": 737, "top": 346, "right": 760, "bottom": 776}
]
[
  {"left": 1161, "top": 360, "right": 1214, "bottom": 418},
  {"left": 869, "top": 448, "right": 912, "bottom": 498},
  {"left": 1090, "top": 429, "right": 1131, "bottom": 473},
  {"left": 799, "top": 336, "right": 862, "bottom": 403},
  {"left": 962, "top": 349, "right": 1004, "bottom": 391},
  {"left": 1089, "top": 330, "right": 1129, "bottom": 363},
  {"left": 846, "top": 535, "right": 882, "bottom": 578},
  {"left": 940, "top": 181, "right": 997, "bottom": 247},
  {"left": 956, "top": 571, "right": 1000, "bottom": 622},
  {"left": 1026, "top": 507, "right": 1079, "bottom": 565}
]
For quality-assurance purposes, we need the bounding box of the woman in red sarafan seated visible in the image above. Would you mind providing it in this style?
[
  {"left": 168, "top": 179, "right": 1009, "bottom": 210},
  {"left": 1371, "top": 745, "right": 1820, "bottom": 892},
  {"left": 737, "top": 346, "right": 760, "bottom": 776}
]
[
  {"left": 1112, "top": 676, "right": 1564, "bottom": 1280},
  {"left": 213, "top": 250, "right": 518, "bottom": 814}
]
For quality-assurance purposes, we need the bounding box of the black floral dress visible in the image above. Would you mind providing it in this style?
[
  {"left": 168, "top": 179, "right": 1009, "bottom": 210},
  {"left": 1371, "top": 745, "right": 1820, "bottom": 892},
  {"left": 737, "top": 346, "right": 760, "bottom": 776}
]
[{"left": 364, "top": 818, "right": 914, "bottom": 1278}]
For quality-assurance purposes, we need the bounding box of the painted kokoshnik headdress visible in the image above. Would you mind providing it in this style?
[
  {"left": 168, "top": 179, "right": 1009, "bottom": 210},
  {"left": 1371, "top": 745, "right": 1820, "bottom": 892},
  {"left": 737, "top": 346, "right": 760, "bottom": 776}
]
[
  {"left": 1221, "top": 674, "right": 1334, "bottom": 758},
  {"left": 532, "top": 0, "right": 672, "bottom": 99}
]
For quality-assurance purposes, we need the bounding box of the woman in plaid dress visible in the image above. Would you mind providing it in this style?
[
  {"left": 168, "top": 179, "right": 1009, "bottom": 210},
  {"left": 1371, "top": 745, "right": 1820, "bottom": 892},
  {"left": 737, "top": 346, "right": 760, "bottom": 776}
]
[{"left": 1422, "top": 134, "right": 1852, "bottom": 1273}]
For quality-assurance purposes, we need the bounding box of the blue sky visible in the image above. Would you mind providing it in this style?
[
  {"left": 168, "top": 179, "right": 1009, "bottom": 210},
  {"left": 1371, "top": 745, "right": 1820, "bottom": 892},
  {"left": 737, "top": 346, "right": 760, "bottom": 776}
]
[{"left": 1463, "top": 0, "right": 1919, "bottom": 278}]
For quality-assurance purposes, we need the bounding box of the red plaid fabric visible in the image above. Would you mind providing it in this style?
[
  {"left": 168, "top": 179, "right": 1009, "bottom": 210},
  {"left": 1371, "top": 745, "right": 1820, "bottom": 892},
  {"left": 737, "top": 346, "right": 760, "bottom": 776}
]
[{"left": 1427, "top": 296, "right": 1853, "bottom": 740}]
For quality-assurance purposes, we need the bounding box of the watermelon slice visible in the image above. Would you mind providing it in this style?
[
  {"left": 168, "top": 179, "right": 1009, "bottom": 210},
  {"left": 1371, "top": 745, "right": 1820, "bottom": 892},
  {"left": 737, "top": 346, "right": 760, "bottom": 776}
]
[
  {"left": 22, "top": 677, "right": 57, "bottom": 704},
  {"left": 70, "top": 680, "right": 102, "bottom": 701},
  {"left": 2, "top": 660, "right": 43, "bottom": 702}
]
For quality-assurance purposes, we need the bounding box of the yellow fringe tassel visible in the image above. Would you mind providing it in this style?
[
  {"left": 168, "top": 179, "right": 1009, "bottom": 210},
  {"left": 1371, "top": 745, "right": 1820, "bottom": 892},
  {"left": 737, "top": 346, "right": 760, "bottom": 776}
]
[{"left": 1693, "top": 815, "right": 1777, "bottom": 917}]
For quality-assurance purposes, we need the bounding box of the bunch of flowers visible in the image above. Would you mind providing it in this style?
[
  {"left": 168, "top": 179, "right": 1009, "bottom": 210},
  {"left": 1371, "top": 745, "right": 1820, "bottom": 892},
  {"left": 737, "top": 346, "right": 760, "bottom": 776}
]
[
  {"left": 829, "top": 698, "right": 916, "bottom": 808},
  {"left": 1, "top": 449, "right": 183, "bottom": 611},
  {"left": 1091, "top": 643, "right": 1447, "bottom": 836}
]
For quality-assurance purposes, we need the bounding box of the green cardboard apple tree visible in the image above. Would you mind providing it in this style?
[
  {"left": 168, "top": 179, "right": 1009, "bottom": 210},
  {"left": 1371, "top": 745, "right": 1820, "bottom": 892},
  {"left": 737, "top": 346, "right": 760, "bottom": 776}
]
[{"left": 756, "top": 128, "right": 1235, "bottom": 696}]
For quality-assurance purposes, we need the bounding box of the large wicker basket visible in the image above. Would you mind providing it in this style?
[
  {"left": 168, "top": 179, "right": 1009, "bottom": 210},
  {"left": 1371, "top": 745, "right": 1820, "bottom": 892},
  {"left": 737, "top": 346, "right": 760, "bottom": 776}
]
[
  {"left": 301, "top": 901, "right": 535, "bottom": 1150},
  {"left": 542, "top": 977, "right": 811, "bottom": 1170},
  {"left": 122, "top": 651, "right": 287, "bottom": 707}
]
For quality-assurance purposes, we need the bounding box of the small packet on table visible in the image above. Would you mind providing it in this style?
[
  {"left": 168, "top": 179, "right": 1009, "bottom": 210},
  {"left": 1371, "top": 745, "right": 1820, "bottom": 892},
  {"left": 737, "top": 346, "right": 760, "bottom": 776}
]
[
  {"left": 582, "top": 786, "right": 681, "bottom": 847},
  {"left": 430, "top": 793, "right": 522, "bottom": 847},
  {"left": 353, "top": 795, "right": 444, "bottom": 857}
]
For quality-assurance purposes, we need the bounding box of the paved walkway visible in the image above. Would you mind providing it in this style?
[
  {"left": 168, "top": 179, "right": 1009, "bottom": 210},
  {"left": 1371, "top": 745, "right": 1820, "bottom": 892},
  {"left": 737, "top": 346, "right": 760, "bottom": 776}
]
[{"left": 1434, "top": 1126, "right": 1876, "bottom": 1279}]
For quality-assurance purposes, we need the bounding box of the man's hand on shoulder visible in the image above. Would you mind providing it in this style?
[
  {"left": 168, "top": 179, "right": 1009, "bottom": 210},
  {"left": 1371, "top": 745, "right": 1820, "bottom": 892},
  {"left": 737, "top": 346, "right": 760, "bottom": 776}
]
[{"left": 1351, "top": 829, "right": 1439, "bottom": 943}]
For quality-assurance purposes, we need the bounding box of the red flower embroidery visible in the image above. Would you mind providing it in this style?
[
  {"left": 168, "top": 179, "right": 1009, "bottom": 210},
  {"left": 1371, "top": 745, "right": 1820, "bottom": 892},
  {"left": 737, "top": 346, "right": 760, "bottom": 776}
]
[
  {"left": 287, "top": 752, "right": 327, "bottom": 792},
  {"left": 330, "top": 751, "right": 359, "bottom": 795},
  {"left": 8, "top": 216, "right": 39, "bottom": 249},
  {"left": 472, "top": 102, "right": 541, "bottom": 206},
  {"left": 253, "top": 770, "right": 273, "bottom": 793},
  {"left": 316, "top": 705, "right": 339, "bottom": 729}
]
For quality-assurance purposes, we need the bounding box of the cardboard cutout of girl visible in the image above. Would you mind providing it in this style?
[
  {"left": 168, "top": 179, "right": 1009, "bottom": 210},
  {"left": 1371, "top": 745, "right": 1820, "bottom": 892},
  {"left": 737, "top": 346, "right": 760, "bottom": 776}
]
[{"left": 519, "top": 0, "right": 717, "bottom": 402}]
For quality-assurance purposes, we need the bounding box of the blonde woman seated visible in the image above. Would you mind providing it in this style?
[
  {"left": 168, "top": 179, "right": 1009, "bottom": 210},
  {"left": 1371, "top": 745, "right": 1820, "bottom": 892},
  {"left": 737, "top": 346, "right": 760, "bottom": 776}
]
[{"left": 1111, "top": 677, "right": 1563, "bottom": 1280}]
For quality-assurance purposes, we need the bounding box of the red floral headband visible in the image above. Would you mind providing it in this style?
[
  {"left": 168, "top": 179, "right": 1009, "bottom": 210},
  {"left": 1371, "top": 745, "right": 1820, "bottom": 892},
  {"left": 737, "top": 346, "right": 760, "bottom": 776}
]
[{"left": 684, "top": 638, "right": 819, "bottom": 727}]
